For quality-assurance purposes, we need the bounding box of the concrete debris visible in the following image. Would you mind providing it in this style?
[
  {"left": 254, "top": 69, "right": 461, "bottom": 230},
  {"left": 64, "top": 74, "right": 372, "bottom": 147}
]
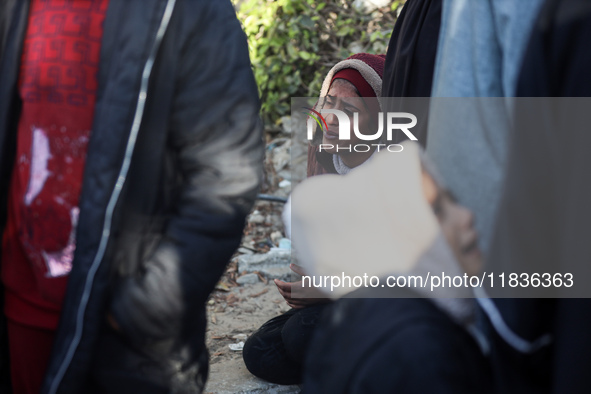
[
  {"left": 270, "top": 230, "right": 283, "bottom": 245},
  {"left": 238, "top": 250, "right": 292, "bottom": 281},
  {"left": 277, "top": 169, "right": 291, "bottom": 182},
  {"left": 271, "top": 139, "right": 291, "bottom": 173},
  {"left": 229, "top": 341, "right": 245, "bottom": 351},
  {"left": 205, "top": 107, "right": 308, "bottom": 394},
  {"left": 236, "top": 273, "right": 260, "bottom": 286},
  {"left": 280, "top": 116, "right": 292, "bottom": 134},
  {"left": 264, "top": 214, "right": 284, "bottom": 229},
  {"left": 248, "top": 210, "right": 265, "bottom": 224},
  {"left": 285, "top": 112, "right": 308, "bottom": 186}
]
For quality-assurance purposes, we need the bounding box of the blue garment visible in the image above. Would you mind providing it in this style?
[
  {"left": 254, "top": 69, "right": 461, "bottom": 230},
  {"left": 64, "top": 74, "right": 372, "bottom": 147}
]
[{"left": 426, "top": 0, "right": 544, "bottom": 253}]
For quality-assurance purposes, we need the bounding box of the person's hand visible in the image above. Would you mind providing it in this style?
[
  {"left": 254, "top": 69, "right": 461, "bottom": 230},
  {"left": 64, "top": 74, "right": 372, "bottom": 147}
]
[{"left": 274, "top": 264, "right": 330, "bottom": 309}]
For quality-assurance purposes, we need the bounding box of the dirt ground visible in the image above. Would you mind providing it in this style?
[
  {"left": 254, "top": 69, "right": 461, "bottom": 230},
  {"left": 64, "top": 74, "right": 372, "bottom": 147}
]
[
  {"left": 204, "top": 281, "right": 298, "bottom": 394},
  {"left": 203, "top": 198, "right": 300, "bottom": 394},
  {"left": 202, "top": 121, "right": 307, "bottom": 393}
]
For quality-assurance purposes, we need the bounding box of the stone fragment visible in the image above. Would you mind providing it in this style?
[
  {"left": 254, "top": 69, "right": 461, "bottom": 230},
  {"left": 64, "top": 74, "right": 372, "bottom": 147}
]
[
  {"left": 270, "top": 231, "right": 283, "bottom": 245},
  {"left": 248, "top": 210, "right": 265, "bottom": 224},
  {"left": 238, "top": 250, "right": 292, "bottom": 281},
  {"left": 236, "top": 273, "right": 260, "bottom": 285}
]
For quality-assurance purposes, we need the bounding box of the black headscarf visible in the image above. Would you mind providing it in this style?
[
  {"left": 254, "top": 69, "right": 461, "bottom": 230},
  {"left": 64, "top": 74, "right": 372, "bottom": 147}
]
[{"left": 381, "top": 0, "right": 442, "bottom": 145}]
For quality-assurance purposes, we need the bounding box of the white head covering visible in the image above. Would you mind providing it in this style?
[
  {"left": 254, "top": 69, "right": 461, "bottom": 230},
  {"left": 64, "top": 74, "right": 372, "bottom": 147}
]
[
  {"left": 291, "top": 141, "right": 437, "bottom": 288},
  {"left": 290, "top": 141, "right": 474, "bottom": 323}
]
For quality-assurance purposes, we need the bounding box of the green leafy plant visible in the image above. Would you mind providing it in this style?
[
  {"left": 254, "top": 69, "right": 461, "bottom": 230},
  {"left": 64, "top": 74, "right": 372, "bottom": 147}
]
[{"left": 233, "top": 0, "right": 403, "bottom": 132}]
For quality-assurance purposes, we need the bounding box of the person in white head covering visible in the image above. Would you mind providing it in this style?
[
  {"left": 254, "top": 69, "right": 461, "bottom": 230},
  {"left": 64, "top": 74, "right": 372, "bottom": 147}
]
[
  {"left": 290, "top": 141, "right": 491, "bottom": 392},
  {"left": 243, "top": 53, "right": 386, "bottom": 386},
  {"left": 307, "top": 53, "right": 386, "bottom": 177}
]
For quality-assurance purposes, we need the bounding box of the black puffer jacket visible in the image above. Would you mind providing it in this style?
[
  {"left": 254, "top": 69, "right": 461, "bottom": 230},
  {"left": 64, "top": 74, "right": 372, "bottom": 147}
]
[{"left": 0, "top": 1, "right": 264, "bottom": 393}]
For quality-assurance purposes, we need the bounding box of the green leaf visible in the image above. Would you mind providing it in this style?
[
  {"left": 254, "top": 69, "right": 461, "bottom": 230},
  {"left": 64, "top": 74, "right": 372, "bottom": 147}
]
[
  {"left": 299, "top": 51, "right": 311, "bottom": 60},
  {"left": 299, "top": 15, "right": 315, "bottom": 30},
  {"left": 336, "top": 26, "right": 351, "bottom": 37},
  {"left": 286, "top": 43, "right": 297, "bottom": 59}
]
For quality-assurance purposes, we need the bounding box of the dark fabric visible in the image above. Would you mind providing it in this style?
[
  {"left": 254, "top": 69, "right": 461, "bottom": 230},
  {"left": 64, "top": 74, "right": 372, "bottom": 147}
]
[
  {"left": 381, "top": 0, "right": 441, "bottom": 146},
  {"left": 87, "top": 323, "right": 208, "bottom": 394},
  {"left": 0, "top": 0, "right": 19, "bottom": 59},
  {"left": 0, "top": 3, "right": 29, "bottom": 392},
  {"left": 477, "top": 299, "right": 553, "bottom": 394},
  {"left": 515, "top": 0, "right": 591, "bottom": 97},
  {"left": 551, "top": 299, "right": 591, "bottom": 393},
  {"left": 303, "top": 290, "right": 493, "bottom": 394},
  {"left": 481, "top": 1, "right": 591, "bottom": 393},
  {"left": 0, "top": 1, "right": 263, "bottom": 393},
  {"left": 242, "top": 304, "right": 329, "bottom": 385}
]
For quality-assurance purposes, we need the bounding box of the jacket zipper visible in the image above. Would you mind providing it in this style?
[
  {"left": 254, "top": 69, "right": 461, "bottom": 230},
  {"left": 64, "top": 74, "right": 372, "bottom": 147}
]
[{"left": 48, "top": 0, "right": 178, "bottom": 392}]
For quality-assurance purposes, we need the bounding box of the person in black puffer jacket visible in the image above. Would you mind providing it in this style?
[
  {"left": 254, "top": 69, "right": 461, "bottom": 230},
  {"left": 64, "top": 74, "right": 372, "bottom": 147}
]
[{"left": 0, "top": 1, "right": 264, "bottom": 393}]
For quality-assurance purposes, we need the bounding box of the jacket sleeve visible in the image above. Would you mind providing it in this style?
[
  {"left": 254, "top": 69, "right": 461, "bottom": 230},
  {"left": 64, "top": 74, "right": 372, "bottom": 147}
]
[{"left": 110, "top": 0, "right": 264, "bottom": 344}]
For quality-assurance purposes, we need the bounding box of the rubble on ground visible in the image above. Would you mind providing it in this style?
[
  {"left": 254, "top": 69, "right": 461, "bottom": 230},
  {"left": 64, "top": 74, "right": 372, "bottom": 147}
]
[
  {"left": 205, "top": 116, "right": 306, "bottom": 393},
  {"left": 237, "top": 250, "right": 292, "bottom": 281}
]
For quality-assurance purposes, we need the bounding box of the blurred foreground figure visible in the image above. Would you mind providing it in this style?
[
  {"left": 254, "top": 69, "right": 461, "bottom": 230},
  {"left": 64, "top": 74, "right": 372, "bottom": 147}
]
[
  {"left": 297, "top": 0, "right": 591, "bottom": 392},
  {"left": 427, "top": 0, "right": 545, "bottom": 253},
  {"left": 0, "top": 1, "right": 263, "bottom": 393},
  {"left": 479, "top": 0, "right": 591, "bottom": 392},
  {"left": 290, "top": 142, "right": 492, "bottom": 393}
]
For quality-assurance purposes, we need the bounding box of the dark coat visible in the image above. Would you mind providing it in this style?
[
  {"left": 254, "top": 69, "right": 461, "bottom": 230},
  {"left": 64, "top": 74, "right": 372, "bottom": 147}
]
[
  {"left": 481, "top": 0, "right": 591, "bottom": 392},
  {"left": 303, "top": 288, "right": 492, "bottom": 394},
  {"left": 0, "top": 1, "right": 264, "bottom": 392}
]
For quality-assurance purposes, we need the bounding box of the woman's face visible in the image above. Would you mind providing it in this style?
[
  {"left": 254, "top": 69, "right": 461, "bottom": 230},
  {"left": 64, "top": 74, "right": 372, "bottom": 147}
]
[
  {"left": 422, "top": 170, "right": 483, "bottom": 276},
  {"left": 321, "top": 79, "right": 375, "bottom": 166}
]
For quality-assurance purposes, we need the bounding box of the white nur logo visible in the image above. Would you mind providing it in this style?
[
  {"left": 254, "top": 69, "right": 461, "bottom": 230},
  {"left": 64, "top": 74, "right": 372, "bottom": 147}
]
[{"left": 307, "top": 110, "right": 419, "bottom": 142}]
